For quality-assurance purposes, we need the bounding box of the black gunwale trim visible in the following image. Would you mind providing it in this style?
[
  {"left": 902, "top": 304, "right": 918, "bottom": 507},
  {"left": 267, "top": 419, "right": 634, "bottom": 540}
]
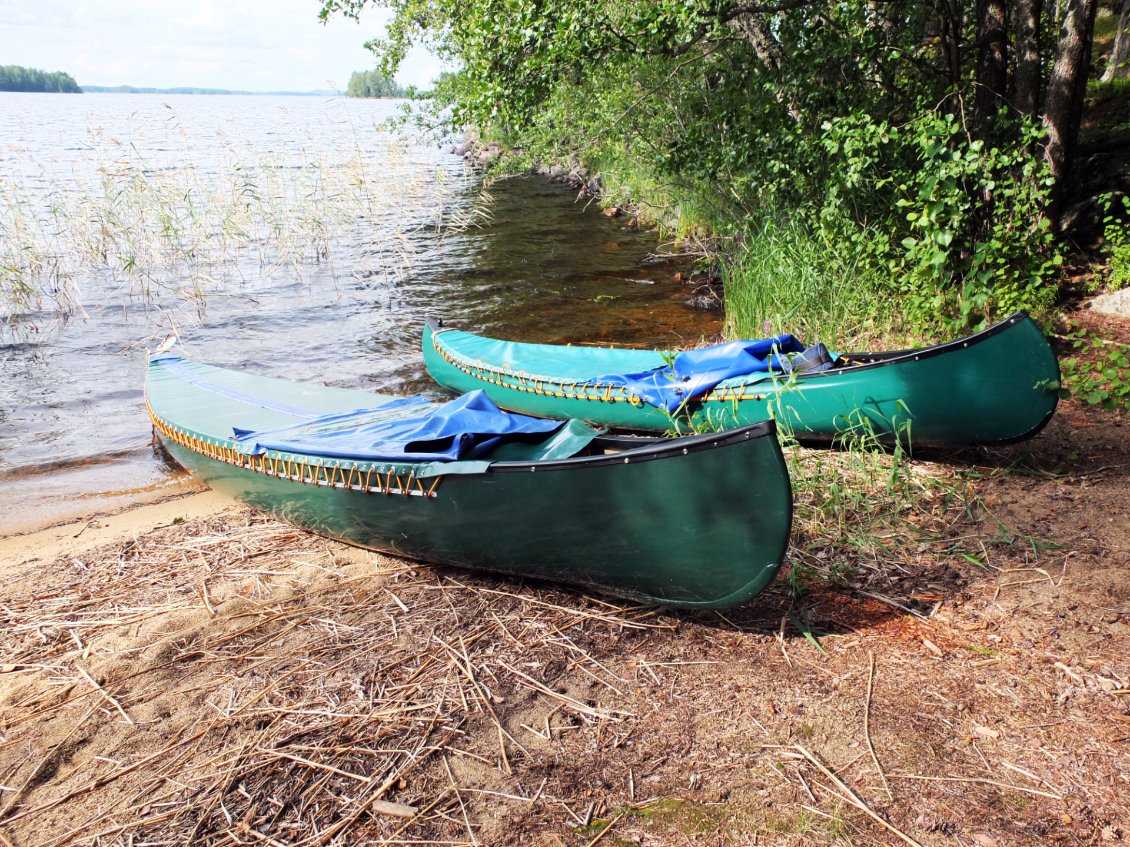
[
  {"left": 426, "top": 311, "right": 1034, "bottom": 389},
  {"left": 727, "top": 310, "right": 1032, "bottom": 388},
  {"left": 832, "top": 310, "right": 1029, "bottom": 370},
  {"left": 487, "top": 419, "right": 777, "bottom": 473}
]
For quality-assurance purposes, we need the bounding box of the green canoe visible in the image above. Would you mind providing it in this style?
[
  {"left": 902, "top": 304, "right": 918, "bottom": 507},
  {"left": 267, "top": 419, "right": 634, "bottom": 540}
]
[
  {"left": 146, "top": 352, "right": 792, "bottom": 608},
  {"left": 423, "top": 311, "right": 1060, "bottom": 446}
]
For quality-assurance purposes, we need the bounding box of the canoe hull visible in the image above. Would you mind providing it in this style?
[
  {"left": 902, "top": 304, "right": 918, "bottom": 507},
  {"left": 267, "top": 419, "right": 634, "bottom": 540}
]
[
  {"left": 423, "top": 312, "right": 1060, "bottom": 447},
  {"left": 153, "top": 412, "right": 791, "bottom": 610}
]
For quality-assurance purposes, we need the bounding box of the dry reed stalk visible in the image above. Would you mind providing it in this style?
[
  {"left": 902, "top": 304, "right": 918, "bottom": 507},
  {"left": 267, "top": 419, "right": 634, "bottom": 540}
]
[
  {"left": 442, "top": 754, "right": 478, "bottom": 845},
  {"left": 496, "top": 661, "right": 628, "bottom": 722},
  {"left": 767, "top": 744, "right": 926, "bottom": 847},
  {"left": 0, "top": 509, "right": 684, "bottom": 845},
  {"left": 885, "top": 772, "right": 1063, "bottom": 800},
  {"left": 863, "top": 651, "right": 892, "bottom": 800},
  {"left": 0, "top": 701, "right": 98, "bottom": 820},
  {"left": 3, "top": 718, "right": 218, "bottom": 825},
  {"left": 584, "top": 810, "right": 625, "bottom": 847},
  {"left": 75, "top": 665, "right": 134, "bottom": 725}
]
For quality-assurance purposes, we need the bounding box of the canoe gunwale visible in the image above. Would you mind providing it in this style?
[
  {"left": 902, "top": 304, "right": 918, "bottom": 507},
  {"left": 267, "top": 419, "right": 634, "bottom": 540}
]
[
  {"left": 147, "top": 402, "right": 445, "bottom": 497},
  {"left": 489, "top": 420, "right": 777, "bottom": 473},
  {"left": 836, "top": 310, "right": 1033, "bottom": 369},
  {"left": 425, "top": 310, "right": 1036, "bottom": 392},
  {"left": 146, "top": 371, "right": 778, "bottom": 482}
]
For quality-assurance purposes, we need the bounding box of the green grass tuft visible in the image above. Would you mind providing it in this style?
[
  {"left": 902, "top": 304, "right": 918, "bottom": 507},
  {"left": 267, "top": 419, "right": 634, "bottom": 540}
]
[{"left": 721, "top": 216, "right": 906, "bottom": 350}]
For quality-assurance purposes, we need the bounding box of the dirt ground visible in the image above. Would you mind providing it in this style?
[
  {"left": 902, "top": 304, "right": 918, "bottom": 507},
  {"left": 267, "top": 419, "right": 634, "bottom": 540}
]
[{"left": 0, "top": 314, "right": 1126, "bottom": 847}]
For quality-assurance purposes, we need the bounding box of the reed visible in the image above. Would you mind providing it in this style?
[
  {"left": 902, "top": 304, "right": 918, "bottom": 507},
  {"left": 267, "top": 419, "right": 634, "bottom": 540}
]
[
  {"left": 0, "top": 112, "right": 473, "bottom": 333},
  {"left": 0, "top": 510, "right": 669, "bottom": 845}
]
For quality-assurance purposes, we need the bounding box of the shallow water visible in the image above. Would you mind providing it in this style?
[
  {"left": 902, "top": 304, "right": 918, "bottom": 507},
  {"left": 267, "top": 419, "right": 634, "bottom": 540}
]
[{"left": 0, "top": 93, "right": 719, "bottom": 534}]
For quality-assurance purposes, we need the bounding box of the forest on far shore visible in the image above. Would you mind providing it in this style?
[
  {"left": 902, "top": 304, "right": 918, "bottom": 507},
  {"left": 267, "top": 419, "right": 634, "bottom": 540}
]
[
  {"left": 345, "top": 68, "right": 409, "bottom": 97},
  {"left": 0, "top": 64, "right": 81, "bottom": 93}
]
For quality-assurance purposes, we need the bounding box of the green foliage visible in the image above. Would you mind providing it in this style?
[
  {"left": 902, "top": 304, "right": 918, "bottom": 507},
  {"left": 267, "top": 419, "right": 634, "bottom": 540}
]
[
  {"left": 1100, "top": 192, "right": 1130, "bottom": 290},
  {"left": 320, "top": 0, "right": 1075, "bottom": 331},
  {"left": 1058, "top": 325, "right": 1130, "bottom": 412},
  {"left": 0, "top": 64, "right": 80, "bottom": 93},
  {"left": 823, "top": 111, "right": 1062, "bottom": 331},
  {"left": 345, "top": 68, "right": 409, "bottom": 98}
]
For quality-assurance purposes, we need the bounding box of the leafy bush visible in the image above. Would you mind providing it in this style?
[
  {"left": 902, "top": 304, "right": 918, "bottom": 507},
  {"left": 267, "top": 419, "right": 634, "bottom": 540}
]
[
  {"left": 1059, "top": 325, "right": 1130, "bottom": 412},
  {"left": 821, "top": 111, "right": 1062, "bottom": 331},
  {"left": 1100, "top": 192, "right": 1130, "bottom": 290}
]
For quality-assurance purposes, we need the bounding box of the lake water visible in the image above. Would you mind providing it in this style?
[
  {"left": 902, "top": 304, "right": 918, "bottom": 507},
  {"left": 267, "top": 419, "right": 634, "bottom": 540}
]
[{"left": 0, "top": 93, "right": 719, "bottom": 533}]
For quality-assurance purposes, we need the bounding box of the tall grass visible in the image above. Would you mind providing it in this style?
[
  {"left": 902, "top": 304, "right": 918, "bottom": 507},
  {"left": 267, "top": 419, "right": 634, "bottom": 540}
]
[{"left": 722, "top": 217, "right": 907, "bottom": 349}]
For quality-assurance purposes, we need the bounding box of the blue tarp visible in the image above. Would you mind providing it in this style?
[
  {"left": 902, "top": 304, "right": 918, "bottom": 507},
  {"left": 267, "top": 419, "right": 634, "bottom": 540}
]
[
  {"left": 597, "top": 335, "right": 806, "bottom": 412},
  {"left": 232, "top": 389, "right": 562, "bottom": 462}
]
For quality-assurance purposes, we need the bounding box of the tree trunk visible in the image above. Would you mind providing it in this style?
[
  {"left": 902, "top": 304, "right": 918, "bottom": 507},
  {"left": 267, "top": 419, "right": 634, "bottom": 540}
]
[
  {"left": 974, "top": 0, "right": 1009, "bottom": 134},
  {"left": 731, "top": 13, "right": 804, "bottom": 122},
  {"left": 939, "top": 2, "right": 965, "bottom": 93},
  {"left": 1042, "top": 0, "right": 1098, "bottom": 221},
  {"left": 1102, "top": 0, "right": 1130, "bottom": 81},
  {"left": 733, "top": 13, "right": 785, "bottom": 72},
  {"left": 1013, "top": 0, "right": 1043, "bottom": 119}
]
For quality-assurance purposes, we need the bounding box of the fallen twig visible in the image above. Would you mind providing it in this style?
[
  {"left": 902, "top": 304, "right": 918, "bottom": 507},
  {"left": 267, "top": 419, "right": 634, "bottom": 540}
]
[
  {"left": 767, "top": 744, "right": 925, "bottom": 847},
  {"left": 864, "top": 652, "right": 892, "bottom": 800}
]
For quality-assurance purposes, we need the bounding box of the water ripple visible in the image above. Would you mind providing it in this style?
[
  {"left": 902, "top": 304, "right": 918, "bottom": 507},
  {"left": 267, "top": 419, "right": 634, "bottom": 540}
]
[{"left": 0, "top": 92, "right": 718, "bottom": 532}]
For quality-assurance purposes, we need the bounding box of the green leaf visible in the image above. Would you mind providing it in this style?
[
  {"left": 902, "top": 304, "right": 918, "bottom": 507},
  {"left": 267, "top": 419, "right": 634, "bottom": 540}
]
[{"left": 787, "top": 612, "right": 829, "bottom": 655}]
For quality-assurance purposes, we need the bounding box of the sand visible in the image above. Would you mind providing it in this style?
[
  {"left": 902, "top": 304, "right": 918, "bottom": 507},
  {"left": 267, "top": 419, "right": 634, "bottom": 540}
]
[{"left": 0, "top": 367, "right": 1125, "bottom": 845}]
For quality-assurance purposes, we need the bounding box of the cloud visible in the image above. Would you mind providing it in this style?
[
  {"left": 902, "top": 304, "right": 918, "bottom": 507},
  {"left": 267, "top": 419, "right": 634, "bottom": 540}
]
[{"left": 0, "top": 0, "right": 437, "bottom": 91}]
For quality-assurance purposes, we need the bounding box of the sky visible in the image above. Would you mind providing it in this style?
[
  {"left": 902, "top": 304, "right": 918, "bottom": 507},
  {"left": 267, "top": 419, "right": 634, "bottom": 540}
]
[{"left": 0, "top": 0, "right": 442, "bottom": 91}]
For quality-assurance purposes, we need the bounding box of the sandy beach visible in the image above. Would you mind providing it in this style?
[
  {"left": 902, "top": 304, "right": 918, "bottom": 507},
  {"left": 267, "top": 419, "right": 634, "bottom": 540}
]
[{"left": 0, "top": 389, "right": 1126, "bottom": 845}]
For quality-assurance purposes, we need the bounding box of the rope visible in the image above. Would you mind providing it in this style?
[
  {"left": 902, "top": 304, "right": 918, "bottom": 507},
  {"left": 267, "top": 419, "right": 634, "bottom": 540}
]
[
  {"left": 430, "top": 335, "right": 633, "bottom": 404},
  {"left": 144, "top": 401, "right": 443, "bottom": 498},
  {"left": 431, "top": 334, "right": 778, "bottom": 408}
]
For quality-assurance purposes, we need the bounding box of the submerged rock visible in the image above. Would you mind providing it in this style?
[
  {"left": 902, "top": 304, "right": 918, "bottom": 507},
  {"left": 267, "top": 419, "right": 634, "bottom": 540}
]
[
  {"left": 686, "top": 295, "right": 722, "bottom": 310},
  {"left": 477, "top": 144, "right": 502, "bottom": 163}
]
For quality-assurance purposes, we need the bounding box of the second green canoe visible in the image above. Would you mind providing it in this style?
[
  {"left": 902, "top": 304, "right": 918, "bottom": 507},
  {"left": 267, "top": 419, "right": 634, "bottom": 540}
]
[{"left": 423, "top": 311, "right": 1060, "bottom": 447}]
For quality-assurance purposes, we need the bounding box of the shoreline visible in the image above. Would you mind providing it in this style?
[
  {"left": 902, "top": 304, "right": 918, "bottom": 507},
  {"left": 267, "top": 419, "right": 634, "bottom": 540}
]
[
  {"left": 0, "top": 484, "right": 234, "bottom": 573},
  {"left": 0, "top": 471, "right": 205, "bottom": 540}
]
